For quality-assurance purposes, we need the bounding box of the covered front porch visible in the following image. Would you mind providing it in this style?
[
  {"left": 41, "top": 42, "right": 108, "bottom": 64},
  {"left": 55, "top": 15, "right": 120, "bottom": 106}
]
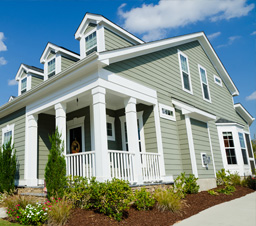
[{"left": 25, "top": 70, "right": 167, "bottom": 186}]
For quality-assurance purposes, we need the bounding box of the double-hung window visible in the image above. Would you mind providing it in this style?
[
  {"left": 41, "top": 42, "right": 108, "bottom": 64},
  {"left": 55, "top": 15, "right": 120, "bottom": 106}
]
[
  {"left": 198, "top": 65, "right": 211, "bottom": 102},
  {"left": 178, "top": 50, "right": 192, "bottom": 94},
  {"left": 222, "top": 132, "right": 237, "bottom": 165},
  {"left": 238, "top": 133, "right": 248, "bottom": 165},
  {"left": 48, "top": 58, "right": 55, "bottom": 78},
  {"left": 21, "top": 77, "right": 27, "bottom": 94},
  {"left": 2, "top": 124, "right": 14, "bottom": 146},
  {"left": 85, "top": 31, "right": 97, "bottom": 55}
]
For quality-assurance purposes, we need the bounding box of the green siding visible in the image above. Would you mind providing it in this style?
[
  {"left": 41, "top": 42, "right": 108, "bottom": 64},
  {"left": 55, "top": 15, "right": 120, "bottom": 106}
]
[
  {"left": 191, "top": 119, "right": 215, "bottom": 178},
  {"left": 105, "top": 28, "right": 133, "bottom": 51},
  {"left": 61, "top": 56, "right": 76, "bottom": 71},
  {"left": 21, "top": 71, "right": 27, "bottom": 79},
  {"left": 84, "top": 23, "right": 96, "bottom": 36},
  {"left": 0, "top": 108, "right": 26, "bottom": 180},
  {"left": 105, "top": 40, "right": 246, "bottom": 178},
  {"left": 38, "top": 114, "right": 55, "bottom": 179},
  {"left": 47, "top": 52, "right": 55, "bottom": 61},
  {"left": 31, "top": 76, "right": 43, "bottom": 89}
]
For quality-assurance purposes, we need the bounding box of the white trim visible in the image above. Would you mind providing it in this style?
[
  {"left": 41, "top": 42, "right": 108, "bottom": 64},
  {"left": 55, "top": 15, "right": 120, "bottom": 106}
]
[
  {"left": 20, "top": 76, "right": 28, "bottom": 95},
  {"left": 244, "top": 131, "right": 256, "bottom": 174},
  {"left": 106, "top": 115, "right": 115, "bottom": 141},
  {"left": 56, "top": 53, "right": 62, "bottom": 74},
  {"left": 207, "top": 123, "right": 216, "bottom": 177},
  {"left": 214, "top": 74, "right": 222, "bottom": 87},
  {"left": 159, "top": 103, "right": 176, "bottom": 121},
  {"left": 215, "top": 122, "right": 244, "bottom": 128},
  {"left": 177, "top": 49, "right": 193, "bottom": 95},
  {"left": 185, "top": 115, "right": 198, "bottom": 177},
  {"left": 67, "top": 116, "right": 85, "bottom": 154},
  {"left": 2, "top": 124, "right": 15, "bottom": 146},
  {"left": 198, "top": 64, "right": 211, "bottom": 103},
  {"left": 85, "top": 28, "right": 97, "bottom": 56},
  {"left": 15, "top": 64, "right": 44, "bottom": 81},
  {"left": 97, "top": 24, "right": 106, "bottom": 52},
  {"left": 234, "top": 103, "right": 255, "bottom": 126}
]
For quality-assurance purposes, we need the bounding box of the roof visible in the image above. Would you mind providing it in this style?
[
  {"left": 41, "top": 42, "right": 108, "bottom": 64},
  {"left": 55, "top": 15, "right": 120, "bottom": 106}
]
[
  {"left": 75, "top": 13, "right": 144, "bottom": 45},
  {"left": 15, "top": 63, "right": 44, "bottom": 81},
  {"left": 40, "top": 42, "right": 80, "bottom": 64},
  {"left": 99, "top": 31, "right": 239, "bottom": 96},
  {"left": 22, "top": 64, "right": 43, "bottom": 73},
  {"left": 234, "top": 103, "right": 255, "bottom": 126},
  {"left": 215, "top": 118, "right": 236, "bottom": 124}
]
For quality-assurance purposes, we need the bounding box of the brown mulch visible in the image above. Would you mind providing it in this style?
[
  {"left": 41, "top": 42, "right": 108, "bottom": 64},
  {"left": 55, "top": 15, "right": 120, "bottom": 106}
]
[{"left": 65, "top": 186, "right": 254, "bottom": 226}]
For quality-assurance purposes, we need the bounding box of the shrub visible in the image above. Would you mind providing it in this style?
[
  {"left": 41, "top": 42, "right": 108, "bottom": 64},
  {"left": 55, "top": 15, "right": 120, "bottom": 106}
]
[
  {"left": 45, "top": 129, "right": 67, "bottom": 198},
  {"left": 216, "top": 169, "right": 230, "bottom": 186},
  {"left": 6, "top": 202, "right": 47, "bottom": 225},
  {"left": 47, "top": 197, "right": 72, "bottom": 226},
  {"left": 0, "top": 191, "right": 9, "bottom": 205},
  {"left": 230, "top": 172, "right": 241, "bottom": 186},
  {"left": 242, "top": 176, "right": 256, "bottom": 190},
  {"left": 174, "top": 172, "right": 199, "bottom": 197},
  {"left": 154, "top": 189, "right": 182, "bottom": 212},
  {"left": 133, "top": 188, "right": 155, "bottom": 211},
  {"left": 3, "top": 195, "right": 36, "bottom": 211},
  {"left": 217, "top": 184, "right": 236, "bottom": 195},
  {"left": 0, "top": 139, "right": 17, "bottom": 193},
  {"left": 208, "top": 190, "right": 218, "bottom": 196},
  {"left": 65, "top": 176, "right": 91, "bottom": 209}
]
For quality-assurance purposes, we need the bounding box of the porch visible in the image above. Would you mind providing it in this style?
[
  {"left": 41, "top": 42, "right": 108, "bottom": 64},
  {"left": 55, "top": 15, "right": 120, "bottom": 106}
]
[{"left": 25, "top": 71, "right": 167, "bottom": 186}]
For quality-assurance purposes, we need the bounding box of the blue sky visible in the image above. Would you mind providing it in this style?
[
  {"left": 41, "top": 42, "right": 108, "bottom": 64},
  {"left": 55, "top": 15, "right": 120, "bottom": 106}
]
[{"left": 0, "top": 0, "right": 255, "bottom": 136}]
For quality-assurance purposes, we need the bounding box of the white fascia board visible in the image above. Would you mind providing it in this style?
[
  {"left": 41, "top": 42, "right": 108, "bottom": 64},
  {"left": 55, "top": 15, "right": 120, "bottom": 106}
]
[
  {"left": 215, "top": 122, "right": 244, "bottom": 129},
  {"left": 75, "top": 13, "right": 144, "bottom": 44},
  {"left": 234, "top": 103, "right": 255, "bottom": 126},
  {"left": 0, "top": 53, "right": 99, "bottom": 118},
  {"left": 15, "top": 64, "right": 44, "bottom": 81},
  {"left": 40, "top": 43, "right": 80, "bottom": 63},
  {"left": 172, "top": 99, "right": 216, "bottom": 122}
]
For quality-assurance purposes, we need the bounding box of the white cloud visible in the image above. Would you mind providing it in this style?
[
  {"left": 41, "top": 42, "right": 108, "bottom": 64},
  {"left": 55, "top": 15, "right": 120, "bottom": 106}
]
[
  {"left": 0, "top": 32, "right": 7, "bottom": 52},
  {"left": 0, "top": 57, "right": 7, "bottom": 65},
  {"left": 246, "top": 91, "right": 256, "bottom": 101},
  {"left": 217, "top": 35, "right": 241, "bottom": 48},
  {"left": 8, "top": 79, "right": 18, "bottom": 86},
  {"left": 118, "top": 0, "right": 254, "bottom": 41},
  {"left": 208, "top": 32, "right": 221, "bottom": 41},
  {"left": 251, "top": 31, "right": 256, "bottom": 35}
]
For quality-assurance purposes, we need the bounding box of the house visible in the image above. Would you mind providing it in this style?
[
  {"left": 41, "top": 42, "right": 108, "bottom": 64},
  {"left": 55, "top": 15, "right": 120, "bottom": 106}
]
[{"left": 0, "top": 13, "right": 255, "bottom": 191}]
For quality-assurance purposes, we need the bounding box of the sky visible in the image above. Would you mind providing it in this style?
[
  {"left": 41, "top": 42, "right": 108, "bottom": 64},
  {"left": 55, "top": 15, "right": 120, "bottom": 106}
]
[{"left": 0, "top": 0, "right": 255, "bottom": 136}]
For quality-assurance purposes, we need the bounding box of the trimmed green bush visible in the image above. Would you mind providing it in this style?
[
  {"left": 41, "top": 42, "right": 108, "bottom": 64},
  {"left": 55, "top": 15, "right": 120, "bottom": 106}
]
[
  {"left": 0, "top": 138, "right": 16, "bottom": 193},
  {"left": 45, "top": 129, "right": 67, "bottom": 198},
  {"left": 133, "top": 188, "right": 155, "bottom": 211},
  {"left": 217, "top": 184, "right": 236, "bottom": 195}
]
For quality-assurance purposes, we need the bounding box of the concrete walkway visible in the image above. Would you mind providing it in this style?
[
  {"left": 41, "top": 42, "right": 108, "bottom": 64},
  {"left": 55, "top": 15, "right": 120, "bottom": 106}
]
[{"left": 173, "top": 192, "right": 256, "bottom": 226}]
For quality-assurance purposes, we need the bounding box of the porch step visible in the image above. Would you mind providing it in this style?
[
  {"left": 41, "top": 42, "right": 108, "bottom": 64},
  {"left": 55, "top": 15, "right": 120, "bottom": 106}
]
[{"left": 20, "top": 193, "right": 47, "bottom": 197}]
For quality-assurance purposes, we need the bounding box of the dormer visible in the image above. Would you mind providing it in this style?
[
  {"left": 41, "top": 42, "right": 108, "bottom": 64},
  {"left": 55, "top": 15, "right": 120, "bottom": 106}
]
[
  {"left": 75, "top": 13, "right": 144, "bottom": 59},
  {"left": 15, "top": 64, "right": 44, "bottom": 96},
  {"left": 40, "top": 43, "right": 80, "bottom": 81}
]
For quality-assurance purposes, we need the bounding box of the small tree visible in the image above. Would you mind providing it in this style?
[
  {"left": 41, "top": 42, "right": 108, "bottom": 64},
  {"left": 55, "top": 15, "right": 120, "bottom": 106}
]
[
  {"left": 0, "top": 138, "right": 16, "bottom": 193},
  {"left": 45, "top": 129, "right": 67, "bottom": 198}
]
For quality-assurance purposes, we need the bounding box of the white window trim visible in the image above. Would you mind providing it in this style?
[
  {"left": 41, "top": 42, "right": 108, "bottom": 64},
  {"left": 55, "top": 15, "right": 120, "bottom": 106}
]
[
  {"left": 198, "top": 64, "right": 211, "bottom": 103},
  {"left": 47, "top": 56, "right": 56, "bottom": 76},
  {"left": 119, "top": 111, "right": 146, "bottom": 153},
  {"left": 106, "top": 115, "right": 115, "bottom": 141},
  {"left": 177, "top": 49, "right": 193, "bottom": 95},
  {"left": 159, "top": 103, "right": 176, "bottom": 121},
  {"left": 244, "top": 131, "right": 256, "bottom": 174},
  {"left": 238, "top": 132, "right": 249, "bottom": 166},
  {"left": 20, "top": 77, "right": 28, "bottom": 94},
  {"left": 214, "top": 74, "right": 222, "bottom": 87},
  {"left": 66, "top": 116, "right": 85, "bottom": 155},
  {"left": 2, "top": 124, "right": 15, "bottom": 146},
  {"left": 85, "top": 28, "right": 97, "bottom": 56}
]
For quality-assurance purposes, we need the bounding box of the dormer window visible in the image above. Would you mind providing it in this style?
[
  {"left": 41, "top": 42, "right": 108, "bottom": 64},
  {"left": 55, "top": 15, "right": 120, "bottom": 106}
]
[
  {"left": 85, "top": 31, "right": 97, "bottom": 55},
  {"left": 21, "top": 77, "right": 27, "bottom": 94},
  {"left": 48, "top": 58, "right": 55, "bottom": 77}
]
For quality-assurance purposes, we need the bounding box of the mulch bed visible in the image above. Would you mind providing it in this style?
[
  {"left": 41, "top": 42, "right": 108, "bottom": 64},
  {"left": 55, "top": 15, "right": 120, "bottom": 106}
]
[{"left": 65, "top": 186, "right": 254, "bottom": 226}]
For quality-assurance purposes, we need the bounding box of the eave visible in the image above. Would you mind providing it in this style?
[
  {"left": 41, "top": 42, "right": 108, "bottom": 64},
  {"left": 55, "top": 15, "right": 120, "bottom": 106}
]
[
  {"left": 15, "top": 64, "right": 44, "bottom": 81},
  {"left": 234, "top": 103, "right": 255, "bottom": 126}
]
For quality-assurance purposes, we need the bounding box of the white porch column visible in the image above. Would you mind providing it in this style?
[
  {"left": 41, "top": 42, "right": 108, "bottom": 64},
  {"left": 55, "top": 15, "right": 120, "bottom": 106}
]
[
  {"left": 124, "top": 97, "right": 143, "bottom": 184},
  {"left": 55, "top": 103, "right": 67, "bottom": 154},
  {"left": 26, "top": 114, "right": 38, "bottom": 186},
  {"left": 92, "top": 87, "right": 110, "bottom": 182}
]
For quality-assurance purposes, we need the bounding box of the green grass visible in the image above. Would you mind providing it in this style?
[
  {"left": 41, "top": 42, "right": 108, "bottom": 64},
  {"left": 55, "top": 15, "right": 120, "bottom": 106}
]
[{"left": 0, "top": 219, "right": 22, "bottom": 225}]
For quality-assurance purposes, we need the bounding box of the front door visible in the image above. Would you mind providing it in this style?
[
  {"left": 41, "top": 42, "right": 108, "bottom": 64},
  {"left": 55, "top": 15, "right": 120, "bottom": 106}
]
[{"left": 69, "top": 126, "right": 82, "bottom": 154}]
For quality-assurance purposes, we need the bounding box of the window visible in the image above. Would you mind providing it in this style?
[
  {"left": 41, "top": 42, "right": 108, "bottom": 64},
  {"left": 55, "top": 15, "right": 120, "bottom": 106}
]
[
  {"left": 238, "top": 133, "right": 248, "bottom": 165},
  {"left": 214, "top": 75, "right": 222, "bottom": 86},
  {"left": 85, "top": 31, "right": 97, "bottom": 55},
  {"left": 222, "top": 132, "right": 237, "bottom": 165},
  {"left": 159, "top": 104, "right": 176, "bottom": 121},
  {"left": 21, "top": 77, "right": 27, "bottom": 94},
  {"left": 2, "top": 124, "right": 14, "bottom": 146},
  {"left": 106, "top": 116, "right": 115, "bottom": 141},
  {"left": 48, "top": 58, "right": 55, "bottom": 77},
  {"left": 178, "top": 50, "right": 192, "bottom": 94},
  {"left": 198, "top": 65, "right": 211, "bottom": 102}
]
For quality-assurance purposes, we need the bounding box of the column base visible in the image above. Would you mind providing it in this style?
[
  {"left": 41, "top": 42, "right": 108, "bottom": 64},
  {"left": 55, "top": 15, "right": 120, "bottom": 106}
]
[
  {"left": 161, "top": 175, "right": 174, "bottom": 183},
  {"left": 25, "top": 179, "right": 38, "bottom": 187}
]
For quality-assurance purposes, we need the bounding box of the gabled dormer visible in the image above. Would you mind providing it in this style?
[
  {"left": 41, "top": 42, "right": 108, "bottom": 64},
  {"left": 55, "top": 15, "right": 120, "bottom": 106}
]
[
  {"left": 75, "top": 13, "right": 144, "bottom": 59},
  {"left": 15, "top": 64, "right": 44, "bottom": 96},
  {"left": 40, "top": 43, "right": 80, "bottom": 81}
]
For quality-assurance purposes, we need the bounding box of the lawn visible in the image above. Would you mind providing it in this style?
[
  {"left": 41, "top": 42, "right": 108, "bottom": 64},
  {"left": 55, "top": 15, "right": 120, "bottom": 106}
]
[{"left": 0, "top": 219, "right": 22, "bottom": 226}]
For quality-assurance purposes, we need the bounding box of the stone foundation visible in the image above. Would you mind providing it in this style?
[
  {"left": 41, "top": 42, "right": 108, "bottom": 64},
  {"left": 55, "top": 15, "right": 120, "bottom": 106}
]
[{"left": 197, "top": 178, "right": 217, "bottom": 191}]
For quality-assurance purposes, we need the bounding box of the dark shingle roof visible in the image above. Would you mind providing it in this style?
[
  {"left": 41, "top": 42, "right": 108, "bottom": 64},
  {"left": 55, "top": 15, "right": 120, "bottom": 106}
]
[
  {"left": 23, "top": 64, "right": 44, "bottom": 73},
  {"left": 48, "top": 42, "right": 80, "bottom": 56},
  {"left": 215, "top": 118, "right": 235, "bottom": 124}
]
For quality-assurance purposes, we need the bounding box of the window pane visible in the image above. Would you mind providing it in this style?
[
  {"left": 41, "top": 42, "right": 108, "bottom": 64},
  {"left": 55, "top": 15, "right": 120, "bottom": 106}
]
[
  {"left": 245, "top": 134, "right": 253, "bottom": 158},
  {"left": 86, "top": 31, "right": 97, "bottom": 54},
  {"left": 242, "top": 149, "right": 248, "bottom": 165},
  {"left": 4, "top": 131, "right": 12, "bottom": 144},
  {"left": 203, "top": 84, "right": 209, "bottom": 100},
  {"left": 200, "top": 68, "right": 207, "bottom": 84},
  {"left": 21, "top": 78, "right": 27, "bottom": 90},
  {"left": 238, "top": 133, "right": 245, "bottom": 148},
  {"left": 48, "top": 58, "right": 55, "bottom": 74},
  {"left": 180, "top": 55, "right": 188, "bottom": 73},
  {"left": 183, "top": 72, "right": 190, "bottom": 90},
  {"left": 107, "top": 123, "right": 112, "bottom": 136}
]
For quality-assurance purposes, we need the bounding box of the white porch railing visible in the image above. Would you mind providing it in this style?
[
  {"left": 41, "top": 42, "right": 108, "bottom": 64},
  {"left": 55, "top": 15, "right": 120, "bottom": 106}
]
[
  {"left": 141, "top": 152, "right": 161, "bottom": 182},
  {"left": 66, "top": 151, "right": 96, "bottom": 179},
  {"left": 108, "top": 150, "right": 135, "bottom": 183}
]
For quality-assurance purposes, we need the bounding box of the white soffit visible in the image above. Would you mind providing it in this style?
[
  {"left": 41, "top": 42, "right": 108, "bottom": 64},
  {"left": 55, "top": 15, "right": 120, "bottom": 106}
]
[{"left": 234, "top": 103, "right": 255, "bottom": 126}]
